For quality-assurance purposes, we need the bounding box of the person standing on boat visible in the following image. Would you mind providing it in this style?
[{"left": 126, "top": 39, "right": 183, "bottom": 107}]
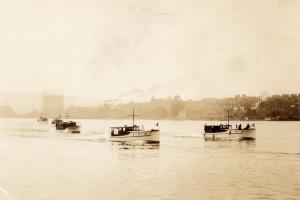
[
  {"left": 238, "top": 124, "right": 242, "bottom": 130},
  {"left": 244, "top": 124, "right": 250, "bottom": 130}
]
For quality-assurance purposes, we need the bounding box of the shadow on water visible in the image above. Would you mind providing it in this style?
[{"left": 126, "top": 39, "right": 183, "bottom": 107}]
[
  {"left": 110, "top": 141, "right": 160, "bottom": 150},
  {"left": 204, "top": 137, "right": 256, "bottom": 142},
  {"left": 239, "top": 137, "right": 256, "bottom": 142}
]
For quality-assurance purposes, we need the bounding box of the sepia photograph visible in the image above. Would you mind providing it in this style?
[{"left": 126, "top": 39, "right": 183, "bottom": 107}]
[{"left": 0, "top": 0, "right": 299, "bottom": 199}]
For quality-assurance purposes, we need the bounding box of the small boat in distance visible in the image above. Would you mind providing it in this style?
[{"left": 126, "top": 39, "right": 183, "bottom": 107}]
[
  {"left": 203, "top": 110, "right": 256, "bottom": 141},
  {"left": 38, "top": 115, "right": 48, "bottom": 122},
  {"left": 109, "top": 109, "right": 160, "bottom": 143}
]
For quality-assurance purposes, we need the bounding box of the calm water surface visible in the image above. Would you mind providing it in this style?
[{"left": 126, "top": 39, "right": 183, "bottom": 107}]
[{"left": 0, "top": 118, "right": 299, "bottom": 200}]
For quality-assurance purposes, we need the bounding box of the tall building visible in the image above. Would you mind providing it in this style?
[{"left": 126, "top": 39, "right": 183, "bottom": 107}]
[
  {"left": 42, "top": 93, "right": 64, "bottom": 117},
  {"left": 261, "top": 90, "right": 270, "bottom": 101}
]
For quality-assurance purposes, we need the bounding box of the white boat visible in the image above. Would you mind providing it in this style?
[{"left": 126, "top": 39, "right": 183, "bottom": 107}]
[
  {"left": 203, "top": 110, "right": 256, "bottom": 141},
  {"left": 203, "top": 126, "right": 256, "bottom": 140},
  {"left": 109, "top": 109, "right": 160, "bottom": 143}
]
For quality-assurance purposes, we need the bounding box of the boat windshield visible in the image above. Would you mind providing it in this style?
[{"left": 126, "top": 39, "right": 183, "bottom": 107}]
[
  {"left": 110, "top": 125, "right": 141, "bottom": 132},
  {"left": 220, "top": 124, "right": 231, "bottom": 129}
]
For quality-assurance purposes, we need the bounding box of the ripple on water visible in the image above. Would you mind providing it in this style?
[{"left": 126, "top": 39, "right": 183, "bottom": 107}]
[{"left": 0, "top": 119, "right": 300, "bottom": 200}]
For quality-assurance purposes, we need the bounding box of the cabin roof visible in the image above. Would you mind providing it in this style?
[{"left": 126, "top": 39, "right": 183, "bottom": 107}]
[{"left": 110, "top": 125, "right": 139, "bottom": 129}]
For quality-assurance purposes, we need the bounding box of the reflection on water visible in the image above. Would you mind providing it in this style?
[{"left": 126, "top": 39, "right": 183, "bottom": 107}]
[
  {"left": 111, "top": 141, "right": 160, "bottom": 150},
  {"left": 203, "top": 137, "right": 239, "bottom": 142},
  {"left": 203, "top": 136, "right": 256, "bottom": 142},
  {"left": 0, "top": 118, "right": 299, "bottom": 200},
  {"left": 203, "top": 137, "right": 256, "bottom": 152}
]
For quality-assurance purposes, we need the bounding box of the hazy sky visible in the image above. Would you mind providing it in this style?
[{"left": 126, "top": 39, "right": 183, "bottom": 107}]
[{"left": 0, "top": 0, "right": 299, "bottom": 101}]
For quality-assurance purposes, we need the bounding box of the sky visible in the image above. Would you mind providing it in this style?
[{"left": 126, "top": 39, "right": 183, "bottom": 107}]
[{"left": 0, "top": 0, "right": 300, "bottom": 102}]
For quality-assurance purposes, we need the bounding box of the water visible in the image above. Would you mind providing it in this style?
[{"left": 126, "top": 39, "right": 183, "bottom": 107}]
[{"left": 0, "top": 118, "right": 299, "bottom": 200}]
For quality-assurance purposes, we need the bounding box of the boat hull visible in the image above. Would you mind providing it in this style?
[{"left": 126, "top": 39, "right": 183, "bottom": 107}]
[
  {"left": 204, "top": 129, "right": 256, "bottom": 140},
  {"left": 66, "top": 126, "right": 81, "bottom": 134},
  {"left": 238, "top": 129, "right": 256, "bottom": 140},
  {"left": 109, "top": 130, "right": 160, "bottom": 142}
]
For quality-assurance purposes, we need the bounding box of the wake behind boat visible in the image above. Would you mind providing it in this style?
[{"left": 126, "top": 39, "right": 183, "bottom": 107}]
[
  {"left": 109, "top": 109, "right": 160, "bottom": 143},
  {"left": 203, "top": 110, "right": 256, "bottom": 141}
]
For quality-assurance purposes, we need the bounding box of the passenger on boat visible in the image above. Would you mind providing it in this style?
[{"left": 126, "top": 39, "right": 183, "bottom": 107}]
[
  {"left": 238, "top": 124, "right": 242, "bottom": 130},
  {"left": 244, "top": 124, "right": 250, "bottom": 130}
]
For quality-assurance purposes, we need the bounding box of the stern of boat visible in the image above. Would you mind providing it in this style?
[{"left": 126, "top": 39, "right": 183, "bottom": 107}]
[{"left": 239, "top": 129, "right": 256, "bottom": 140}]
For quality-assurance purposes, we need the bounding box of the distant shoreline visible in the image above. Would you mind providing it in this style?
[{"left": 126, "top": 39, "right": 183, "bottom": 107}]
[
  {"left": 1, "top": 93, "right": 299, "bottom": 121},
  {"left": 0, "top": 116, "right": 299, "bottom": 122}
]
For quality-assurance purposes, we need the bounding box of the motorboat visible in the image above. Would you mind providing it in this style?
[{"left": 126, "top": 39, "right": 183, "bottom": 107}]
[
  {"left": 109, "top": 109, "right": 159, "bottom": 143},
  {"left": 38, "top": 116, "right": 48, "bottom": 122},
  {"left": 203, "top": 110, "right": 256, "bottom": 140},
  {"left": 52, "top": 113, "right": 81, "bottom": 134},
  {"left": 204, "top": 124, "right": 256, "bottom": 140},
  {"left": 55, "top": 121, "right": 81, "bottom": 134}
]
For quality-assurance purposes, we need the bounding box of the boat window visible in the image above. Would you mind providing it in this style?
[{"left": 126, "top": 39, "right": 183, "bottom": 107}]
[{"left": 113, "top": 129, "right": 118, "bottom": 135}]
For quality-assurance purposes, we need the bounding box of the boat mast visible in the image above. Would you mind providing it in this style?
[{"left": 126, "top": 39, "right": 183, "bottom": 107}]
[
  {"left": 227, "top": 109, "right": 231, "bottom": 125},
  {"left": 129, "top": 108, "right": 138, "bottom": 127},
  {"left": 227, "top": 110, "right": 229, "bottom": 125},
  {"left": 133, "top": 108, "right": 135, "bottom": 126}
]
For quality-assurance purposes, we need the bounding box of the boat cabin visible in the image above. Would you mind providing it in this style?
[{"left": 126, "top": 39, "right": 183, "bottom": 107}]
[
  {"left": 110, "top": 125, "right": 142, "bottom": 136},
  {"left": 204, "top": 124, "right": 232, "bottom": 133},
  {"left": 52, "top": 118, "right": 63, "bottom": 125},
  {"left": 56, "top": 121, "right": 78, "bottom": 130}
]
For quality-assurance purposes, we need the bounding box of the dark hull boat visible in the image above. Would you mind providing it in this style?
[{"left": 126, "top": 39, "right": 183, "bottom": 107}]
[{"left": 55, "top": 121, "right": 81, "bottom": 134}]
